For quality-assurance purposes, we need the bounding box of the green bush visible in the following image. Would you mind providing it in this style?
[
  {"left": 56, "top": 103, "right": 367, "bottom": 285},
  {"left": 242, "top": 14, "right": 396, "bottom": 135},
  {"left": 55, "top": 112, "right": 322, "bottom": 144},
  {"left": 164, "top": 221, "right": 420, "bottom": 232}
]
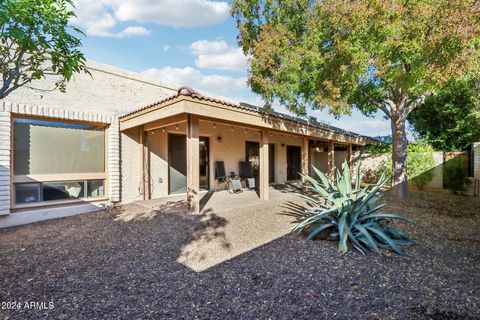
[
  {"left": 443, "top": 156, "right": 469, "bottom": 193},
  {"left": 294, "top": 161, "right": 414, "bottom": 255},
  {"left": 363, "top": 141, "right": 392, "bottom": 154},
  {"left": 375, "top": 140, "right": 435, "bottom": 190}
]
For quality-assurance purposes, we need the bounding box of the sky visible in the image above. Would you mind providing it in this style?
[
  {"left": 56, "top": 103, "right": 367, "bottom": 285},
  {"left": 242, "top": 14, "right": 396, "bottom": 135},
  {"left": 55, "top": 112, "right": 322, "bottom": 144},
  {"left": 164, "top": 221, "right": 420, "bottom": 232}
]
[{"left": 70, "top": 0, "right": 393, "bottom": 138}]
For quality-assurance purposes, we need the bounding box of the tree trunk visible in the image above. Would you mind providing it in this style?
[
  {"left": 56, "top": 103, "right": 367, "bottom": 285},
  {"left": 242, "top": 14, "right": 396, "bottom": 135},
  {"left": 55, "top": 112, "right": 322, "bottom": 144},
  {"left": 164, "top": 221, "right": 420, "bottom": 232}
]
[{"left": 390, "top": 110, "right": 409, "bottom": 198}]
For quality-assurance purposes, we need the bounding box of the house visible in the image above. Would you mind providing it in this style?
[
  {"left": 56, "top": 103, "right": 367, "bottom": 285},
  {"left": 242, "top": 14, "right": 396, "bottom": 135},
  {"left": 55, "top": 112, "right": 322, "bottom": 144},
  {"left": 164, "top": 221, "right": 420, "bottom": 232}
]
[{"left": 0, "top": 61, "right": 368, "bottom": 227}]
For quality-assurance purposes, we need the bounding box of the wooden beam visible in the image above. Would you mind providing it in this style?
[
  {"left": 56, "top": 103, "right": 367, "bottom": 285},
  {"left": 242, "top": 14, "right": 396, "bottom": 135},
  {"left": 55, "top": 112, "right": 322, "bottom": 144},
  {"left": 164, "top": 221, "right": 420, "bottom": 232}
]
[
  {"left": 301, "top": 136, "right": 309, "bottom": 185},
  {"left": 143, "top": 130, "right": 150, "bottom": 200},
  {"left": 139, "top": 126, "right": 146, "bottom": 200},
  {"left": 259, "top": 129, "right": 269, "bottom": 200},
  {"left": 120, "top": 99, "right": 186, "bottom": 131},
  {"left": 328, "top": 141, "right": 335, "bottom": 179},
  {"left": 186, "top": 115, "right": 200, "bottom": 213},
  {"left": 143, "top": 113, "right": 188, "bottom": 131}
]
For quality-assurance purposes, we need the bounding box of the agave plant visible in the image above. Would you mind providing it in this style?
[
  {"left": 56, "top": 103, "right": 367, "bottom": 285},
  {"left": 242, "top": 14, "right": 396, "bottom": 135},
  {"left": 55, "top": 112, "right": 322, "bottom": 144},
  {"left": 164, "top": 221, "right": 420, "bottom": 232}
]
[{"left": 293, "top": 161, "right": 414, "bottom": 255}]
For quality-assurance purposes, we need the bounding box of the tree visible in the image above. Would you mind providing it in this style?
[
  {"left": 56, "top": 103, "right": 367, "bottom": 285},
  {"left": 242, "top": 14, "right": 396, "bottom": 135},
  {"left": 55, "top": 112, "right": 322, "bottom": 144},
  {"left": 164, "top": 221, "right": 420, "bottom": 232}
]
[
  {"left": 0, "top": 0, "right": 88, "bottom": 99},
  {"left": 231, "top": 0, "right": 480, "bottom": 197},
  {"left": 408, "top": 78, "right": 480, "bottom": 151}
]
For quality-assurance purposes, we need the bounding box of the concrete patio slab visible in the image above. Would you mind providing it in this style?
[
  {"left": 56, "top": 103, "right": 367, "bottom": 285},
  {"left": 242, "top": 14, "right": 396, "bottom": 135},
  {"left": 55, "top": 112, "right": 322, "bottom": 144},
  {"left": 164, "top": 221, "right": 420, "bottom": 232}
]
[{"left": 131, "top": 185, "right": 306, "bottom": 272}]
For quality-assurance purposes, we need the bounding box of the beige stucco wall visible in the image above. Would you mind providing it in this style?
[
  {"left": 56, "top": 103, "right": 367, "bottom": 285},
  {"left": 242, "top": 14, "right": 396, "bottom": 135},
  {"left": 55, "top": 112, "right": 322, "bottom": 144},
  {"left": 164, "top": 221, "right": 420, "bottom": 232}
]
[
  {"left": 120, "top": 127, "right": 143, "bottom": 203},
  {"left": 310, "top": 149, "right": 354, "bottom": 177}
]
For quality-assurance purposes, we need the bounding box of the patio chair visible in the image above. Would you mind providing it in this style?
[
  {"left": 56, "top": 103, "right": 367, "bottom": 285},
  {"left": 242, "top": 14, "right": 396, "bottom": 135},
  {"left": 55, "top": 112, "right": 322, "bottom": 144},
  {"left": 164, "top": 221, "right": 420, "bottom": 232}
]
[
  {"left": 228, "top": 178, "right": 243, "bottom": 193},
  {"left": 239, "top": 161, "right": 255, "bottom": 189},
  {"left": 214, "top": 161, "right": 228, "bottom": 190}
]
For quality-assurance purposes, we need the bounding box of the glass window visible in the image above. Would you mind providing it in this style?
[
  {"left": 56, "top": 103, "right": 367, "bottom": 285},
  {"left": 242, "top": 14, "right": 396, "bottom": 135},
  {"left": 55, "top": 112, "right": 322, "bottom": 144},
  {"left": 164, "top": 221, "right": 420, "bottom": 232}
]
[
  {"left": 14, "top": 117, "right": 105, "bottom": 175},
  {"left": 14, "top": 180, "right": 105, "bottom": 205},
  {"left": 43, "top": 181, "right": 86, "bottom": 201},
  {"left": 15, "top": 183, "right": 40, "bottom": 204},
  {"left": 86, "top": 180, "right": 105, "bottom": 198}
]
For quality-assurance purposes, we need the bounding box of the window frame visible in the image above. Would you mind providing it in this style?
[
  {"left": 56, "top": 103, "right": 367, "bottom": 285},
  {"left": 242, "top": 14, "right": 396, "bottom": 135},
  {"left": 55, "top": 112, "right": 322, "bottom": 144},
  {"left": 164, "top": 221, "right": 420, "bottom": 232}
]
[{"left": 10, "top": 115, "right": 109, "bottom": 209}]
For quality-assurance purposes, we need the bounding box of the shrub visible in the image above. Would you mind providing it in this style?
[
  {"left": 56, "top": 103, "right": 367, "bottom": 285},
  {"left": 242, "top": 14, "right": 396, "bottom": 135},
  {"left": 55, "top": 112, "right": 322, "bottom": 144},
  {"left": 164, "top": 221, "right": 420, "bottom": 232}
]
[
  {"left": 375, "top": 140, "right": 435, "bottom": 189},
  {"left": 294, "top": 161, "right": 414, "bottom": 255},
  {"left": 443, "top": 156, "right": 469, "bottom": 194},
  {"left": 408, "top": 142, "right": 436, "bottom": 190}
]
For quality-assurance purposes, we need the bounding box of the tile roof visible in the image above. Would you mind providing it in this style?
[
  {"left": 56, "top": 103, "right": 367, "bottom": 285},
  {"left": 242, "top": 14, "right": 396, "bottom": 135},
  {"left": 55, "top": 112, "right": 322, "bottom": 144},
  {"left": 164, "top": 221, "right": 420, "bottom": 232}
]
[{"left": 120, "top": 86, "right": 374, "bottom": 141}]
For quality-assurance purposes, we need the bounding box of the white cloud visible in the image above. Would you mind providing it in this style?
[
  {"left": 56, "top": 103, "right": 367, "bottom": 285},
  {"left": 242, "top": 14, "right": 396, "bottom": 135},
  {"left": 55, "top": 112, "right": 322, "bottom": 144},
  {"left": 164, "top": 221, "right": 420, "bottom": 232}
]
[
  {"left": 188, "top": 39, "right": 248, "bottom": 72},
  {"left": 189, "top": 39, "right": 230, "bottom": 55},
  {"left": 142, "top": 66, "right": 247, "bottom": 93},
  {"left": 113, "top": 0, "right": 228, "bottom": 28},
  {"left": 71, "top": 0, "right": 229, "bottom": 38},
  {"left": 163, "top": 45, "right": 171, "bottom": 53},
  {"left": 115, "top": 26, "right": 151, "bottom": 38},
  {"left": 71, "top": 0, "right": 117, "bottom": 37}
]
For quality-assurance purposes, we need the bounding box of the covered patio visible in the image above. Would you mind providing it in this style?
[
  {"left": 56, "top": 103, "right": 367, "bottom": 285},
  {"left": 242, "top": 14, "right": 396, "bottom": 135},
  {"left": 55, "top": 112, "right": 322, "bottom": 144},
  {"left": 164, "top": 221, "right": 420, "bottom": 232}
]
[{"left": 119, "top": 87, "right": 367, "bottom": 213}]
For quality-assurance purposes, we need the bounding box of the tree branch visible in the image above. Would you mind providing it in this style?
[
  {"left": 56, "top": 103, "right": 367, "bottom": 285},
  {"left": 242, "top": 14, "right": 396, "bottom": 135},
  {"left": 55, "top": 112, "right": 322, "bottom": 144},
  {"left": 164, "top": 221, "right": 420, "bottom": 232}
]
[
  {"left": 406, "top": 93, "right": 430, "bottom": 115},
  {"left": 360, "top": 90, "right": 391, "bottom": 117}
]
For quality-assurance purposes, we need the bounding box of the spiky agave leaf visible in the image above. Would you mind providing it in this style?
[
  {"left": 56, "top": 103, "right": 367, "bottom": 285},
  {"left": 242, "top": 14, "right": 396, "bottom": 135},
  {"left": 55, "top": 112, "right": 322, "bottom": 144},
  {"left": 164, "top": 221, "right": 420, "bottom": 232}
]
[{"left": 293, "top": 161, "right": 414, "bottom": 255}]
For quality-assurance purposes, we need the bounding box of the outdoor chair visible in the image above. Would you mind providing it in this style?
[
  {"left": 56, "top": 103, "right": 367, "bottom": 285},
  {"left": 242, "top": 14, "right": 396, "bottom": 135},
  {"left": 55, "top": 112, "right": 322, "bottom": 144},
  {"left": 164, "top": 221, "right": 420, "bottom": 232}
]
[
  {"left": 228, "top": 178, "right": 243, "bottom": 193},
  {"left": 214, "top": 161, "right": 228, "bottom": 190},
  {"left": 239, "top": 161, "right": 255, "bottom": 189}
]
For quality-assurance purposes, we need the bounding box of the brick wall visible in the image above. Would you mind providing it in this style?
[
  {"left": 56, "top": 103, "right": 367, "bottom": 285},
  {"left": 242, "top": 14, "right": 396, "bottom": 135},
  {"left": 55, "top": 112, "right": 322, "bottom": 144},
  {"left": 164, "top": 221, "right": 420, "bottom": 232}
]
[
  {"left": 0, "top": 109, "right": 10, "bottom": 215},
  {"left": 4, "top": 60, "right": 177, "bottom": 116},
  {"left": 108, "top": 120, "right": 121, "bottom": 203}
]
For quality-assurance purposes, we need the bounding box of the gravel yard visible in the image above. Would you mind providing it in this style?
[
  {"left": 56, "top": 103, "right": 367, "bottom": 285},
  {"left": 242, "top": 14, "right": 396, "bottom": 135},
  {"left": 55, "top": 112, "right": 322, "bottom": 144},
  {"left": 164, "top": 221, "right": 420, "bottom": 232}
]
[{"left": 0, "top": 191, "right": 479, "bottom": 319}]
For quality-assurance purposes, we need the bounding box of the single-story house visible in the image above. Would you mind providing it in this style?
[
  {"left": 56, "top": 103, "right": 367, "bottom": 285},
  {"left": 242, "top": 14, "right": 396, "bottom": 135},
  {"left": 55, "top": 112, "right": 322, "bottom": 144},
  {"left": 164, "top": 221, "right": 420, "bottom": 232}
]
[{"left": 0, "top": 61, "right": 369, "bottom": 227}]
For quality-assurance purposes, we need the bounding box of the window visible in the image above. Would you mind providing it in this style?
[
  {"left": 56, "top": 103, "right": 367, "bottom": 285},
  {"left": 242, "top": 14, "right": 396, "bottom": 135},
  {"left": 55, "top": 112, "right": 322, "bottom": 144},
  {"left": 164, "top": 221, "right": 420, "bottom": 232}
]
[
  {"left": 14, "top": 118, "right": 105, "bottom": 175},
  {"left": 13, "top": 117, "right": 107, "bottom": 205}
]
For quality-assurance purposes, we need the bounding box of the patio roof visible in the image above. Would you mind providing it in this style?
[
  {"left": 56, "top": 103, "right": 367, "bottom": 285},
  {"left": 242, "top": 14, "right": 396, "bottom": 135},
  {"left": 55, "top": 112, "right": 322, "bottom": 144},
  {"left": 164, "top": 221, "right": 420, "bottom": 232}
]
[{"left": 119, "top": 87, "right": 373, "bottom": 145}]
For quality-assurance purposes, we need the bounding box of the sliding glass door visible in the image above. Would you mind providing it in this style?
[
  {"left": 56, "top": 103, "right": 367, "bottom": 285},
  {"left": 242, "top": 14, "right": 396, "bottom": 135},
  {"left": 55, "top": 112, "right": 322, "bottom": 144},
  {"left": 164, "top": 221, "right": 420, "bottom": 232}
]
[
  {"left": 168, "top": 134, "right": 209, "bottom": 194},
  {"left": 199, "top": 137, "right": 209, "bottom": 190},
  {"left": 168, "top": 134, "right": 187, "bottom": 194}
]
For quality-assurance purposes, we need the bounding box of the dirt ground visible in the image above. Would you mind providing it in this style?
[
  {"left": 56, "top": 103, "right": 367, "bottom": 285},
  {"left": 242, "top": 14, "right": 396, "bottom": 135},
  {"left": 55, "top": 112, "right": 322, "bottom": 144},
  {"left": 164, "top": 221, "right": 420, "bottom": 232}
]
[{"left": 0, "top": 191, "right": 479, "bottom": 319}]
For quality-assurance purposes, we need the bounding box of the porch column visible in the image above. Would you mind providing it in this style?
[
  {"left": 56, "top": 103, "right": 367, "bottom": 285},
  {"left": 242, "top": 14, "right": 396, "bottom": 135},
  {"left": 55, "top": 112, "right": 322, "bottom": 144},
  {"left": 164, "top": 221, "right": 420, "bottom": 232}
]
[
  {"left": 328, "top": 140, "right": 335, "bottom": 179},
  {"left": 139, "top": 126, "right": 150, "bottom": 200},
  {"left": 259, "top": 129, "right": 269, "bottom": 200},
  {"left": 301, "top": 136, "right": 309, "bottom": 184},
  {"left": 187, "top": 115, "right": 200, "bottom": 213},
  {"left": 347, "top": 144, "right": 353, "bottom": 169}
]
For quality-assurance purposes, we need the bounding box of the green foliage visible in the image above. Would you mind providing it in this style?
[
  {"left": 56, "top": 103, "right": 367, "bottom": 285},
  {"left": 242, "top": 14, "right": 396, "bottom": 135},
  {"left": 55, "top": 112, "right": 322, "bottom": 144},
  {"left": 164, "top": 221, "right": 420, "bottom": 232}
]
[
  {"left": 364, "top": 141, "right": 392, "bottom": 154},
  {"left": 409, "top": 78, "right": 480, "bottom": 151},
  {"left": 232, "top": 0, "right": 480, "bottom": 194},
  {"left": 231, "top": 0, "right": 480, "bottom": 116},
  {"left": 293, "top": 161, "right": 414, "bottom": 255},
  {"left": 0, "top": 0, "right": 88, "bottom": 99},
  {"left": 443, "top": 156, "right": 469, "bottom": 193},
  {"left": 407, "top": 142, "right": 436, "bottom": 190},
  {"left": 375, "top": 141, "right": 436, "bottom": 190}
]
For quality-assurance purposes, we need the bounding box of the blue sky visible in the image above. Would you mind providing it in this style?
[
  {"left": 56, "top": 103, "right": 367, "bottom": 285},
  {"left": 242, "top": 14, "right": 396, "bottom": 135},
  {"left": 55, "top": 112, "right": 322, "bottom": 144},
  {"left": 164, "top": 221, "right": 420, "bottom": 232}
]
[{"left": 71, "top": 0, "right": 392, "bottom": 137}]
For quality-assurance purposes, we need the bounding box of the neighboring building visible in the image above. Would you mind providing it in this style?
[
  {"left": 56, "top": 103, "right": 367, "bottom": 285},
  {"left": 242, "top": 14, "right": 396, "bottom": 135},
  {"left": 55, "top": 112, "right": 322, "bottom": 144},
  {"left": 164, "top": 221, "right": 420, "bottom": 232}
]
[{"left": 0, "top": 61, "right": 368, "bottom": 227}]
